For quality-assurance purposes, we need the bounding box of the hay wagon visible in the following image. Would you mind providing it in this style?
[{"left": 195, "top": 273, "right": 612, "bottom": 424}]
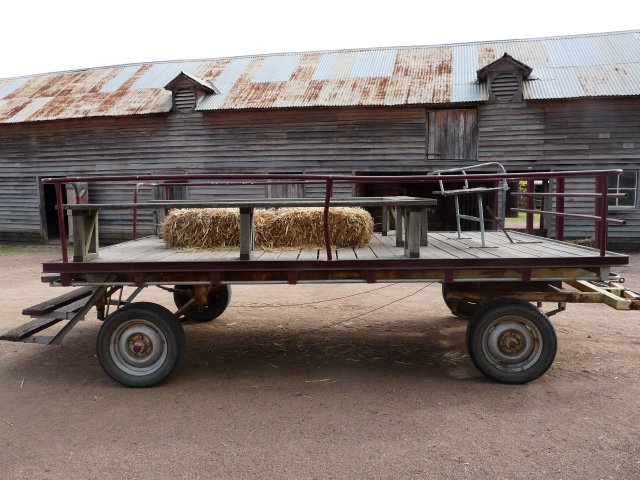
[{"left": 2, "top": 168, "right": 639, "bottom": 387}]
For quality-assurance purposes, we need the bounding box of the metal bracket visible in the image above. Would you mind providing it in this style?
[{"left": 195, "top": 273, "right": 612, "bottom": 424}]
[{"left": 49, "top": 286, "right": 109, "bottom": 345}]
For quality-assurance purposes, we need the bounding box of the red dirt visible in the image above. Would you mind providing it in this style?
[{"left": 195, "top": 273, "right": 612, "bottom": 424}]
[{"left": 1, "top": 247, "right": 640, "bottom": 479}]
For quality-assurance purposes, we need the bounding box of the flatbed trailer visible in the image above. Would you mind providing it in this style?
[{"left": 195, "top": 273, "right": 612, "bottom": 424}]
[{"left": 2, "top": 168, "right": 639, "bottom": 387}]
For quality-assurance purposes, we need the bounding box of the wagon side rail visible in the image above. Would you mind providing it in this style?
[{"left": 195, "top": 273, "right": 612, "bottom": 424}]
[
  {"left": 43, "top": 169, "right": 624, "bottom": 263},
  {"left": 513, "top": 176, "right": 627, "bottom": 255}
]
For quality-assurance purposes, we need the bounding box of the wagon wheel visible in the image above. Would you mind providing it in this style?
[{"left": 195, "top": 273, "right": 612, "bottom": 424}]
[
  {"left": 466, "top": 299, "right": 557, "bottom": 384},
  {"left": 96, "top": 302, "right": 185, "bottom": 388},
  {"left": 442, "top": 283, "right": 481, "bottom": 319},
  {"left": 173, "top": 285, "right": 232, "bottom": 323}
]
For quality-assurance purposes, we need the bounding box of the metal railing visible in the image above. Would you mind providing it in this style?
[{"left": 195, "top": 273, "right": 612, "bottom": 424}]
[{"left": 42, "top": 169, "right": 625, "bottom": 263}]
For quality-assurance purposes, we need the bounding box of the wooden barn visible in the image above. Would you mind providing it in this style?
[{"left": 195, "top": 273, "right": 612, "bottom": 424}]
[{"left": 0, "top": 30, "right": 639, "bottom": 247}]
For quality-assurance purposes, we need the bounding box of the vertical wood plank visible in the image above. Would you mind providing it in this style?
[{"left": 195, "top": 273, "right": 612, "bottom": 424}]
[
  {"left": 395, "top": 206, "right": 405, "bottom": 247},
  {"left": 239, "top": 207, "right": 254, "bottom": 260},
  {"left": 381, "top": 206, "right": 389, "bottom": 236},
  {"left": 404, "top": 209, "right": 421, "bottom": 258}
]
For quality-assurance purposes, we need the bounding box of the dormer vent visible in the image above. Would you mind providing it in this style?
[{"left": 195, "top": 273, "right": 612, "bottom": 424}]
[
  {"left": 174, "top": 87, "right": 198, "bottom": 112},
  {"left": 164, "top": 71, "right": 218, "bottom": 113},
  {"left": 477, "top": 53, "right": 532, "bottom": 104},
  {"left": 491, "top": 72, "right": 520, "bottom": 102}
]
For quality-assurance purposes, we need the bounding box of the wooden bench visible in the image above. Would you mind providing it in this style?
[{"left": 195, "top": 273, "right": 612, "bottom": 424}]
[{"left": 65, "top": 196, "right": 436, "bottom": 261}]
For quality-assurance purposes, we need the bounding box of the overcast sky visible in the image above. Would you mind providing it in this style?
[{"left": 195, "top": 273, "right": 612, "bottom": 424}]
[{"left": 1, "top": 0, "right": 638, "bottom": 78}]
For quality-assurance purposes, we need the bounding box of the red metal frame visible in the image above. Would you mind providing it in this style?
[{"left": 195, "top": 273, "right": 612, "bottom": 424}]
[
  {"left": 556, "top": 177, "right": 565, "bottom": 242},
  {"left": 43, "top": 169, "right": 624, "bottom": 263},
  {"left": 45, "top": 253, "right": 627, "bottom": 288}
]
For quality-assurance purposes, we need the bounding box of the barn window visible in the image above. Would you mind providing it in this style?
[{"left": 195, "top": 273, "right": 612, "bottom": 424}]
[{"left": 608, "top": 171, "right": 637, "bottom": 208}]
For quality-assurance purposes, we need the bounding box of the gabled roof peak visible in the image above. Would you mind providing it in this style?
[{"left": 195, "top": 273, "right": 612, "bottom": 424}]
[
  {"left": 164, "top": 71, "right": 218, "bottom": 94},
  {"left": 477, "top": 53, "right": 533, "bottom": 81}
]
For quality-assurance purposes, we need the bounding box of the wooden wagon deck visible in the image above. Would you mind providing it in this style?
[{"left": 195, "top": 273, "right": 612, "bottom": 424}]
[
  {"left": 42, "top": 230, "right": 629, "bottom": 287},
  {"left": 94, "top": 231, "right": 619, "bottom": 263}
]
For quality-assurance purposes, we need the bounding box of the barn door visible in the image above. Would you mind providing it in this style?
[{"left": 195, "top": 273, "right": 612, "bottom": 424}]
[
  {"left": 426, "top": 109, "right": 478, "bottom": 162},
  {"left": 427, "top": 109, "right": 483, "bottom": 230}
]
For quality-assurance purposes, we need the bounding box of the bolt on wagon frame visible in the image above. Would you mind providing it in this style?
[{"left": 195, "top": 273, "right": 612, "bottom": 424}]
[{"left": 2, "top": 168, "right": 639, "bottom": 387}]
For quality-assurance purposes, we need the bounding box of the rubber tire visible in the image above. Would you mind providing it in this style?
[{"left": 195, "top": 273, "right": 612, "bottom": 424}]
[
  {"left": 173, "top": 285, "right": 232, "bottom": 322},
  {"left": 442, "top": 283, "right": 481, "bottom": 319},
  {"left": 466, "top": 299, "right": 557, "bottom": 384},
  {"left": 96, "top": 302, "right": 185, "bottom": 388}
]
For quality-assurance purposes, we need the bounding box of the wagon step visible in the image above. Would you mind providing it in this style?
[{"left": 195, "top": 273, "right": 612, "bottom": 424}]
[
  {"left": 1, "top": 286, "right": 107, "bottom": 345},
  {"left": 22, "top": 286, "right": 94, "bottom": 316},
  {"left": 0, "top": 317, "right": 66, "bottom": 342}
]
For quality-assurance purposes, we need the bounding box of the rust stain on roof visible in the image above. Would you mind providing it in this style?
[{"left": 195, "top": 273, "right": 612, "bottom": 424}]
[
  {"left": 388, "top": 48, "right": 453, "bottom": 105},
  {"left": 195, "top": 59, "right": 232, "bottom": 83},
  {"left": 478, "top": 46, "right": 497, "bottom": 68},
  {"left": 301, "top": 80, "right": 325, "bottom": 104},
  {"left": 1, "top": 30, "right": 639, "bottom": 123},
  {"left": 0, "top": 99, "right": 28, "bottom": 122}
]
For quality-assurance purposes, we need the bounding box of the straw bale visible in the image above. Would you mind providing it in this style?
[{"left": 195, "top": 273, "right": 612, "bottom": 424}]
[
  {"left": 162, "top": 208, "right": 240, "bottom": 249},
  {"left": 163, "top": 207, "right": 373, "bottom": 250}
]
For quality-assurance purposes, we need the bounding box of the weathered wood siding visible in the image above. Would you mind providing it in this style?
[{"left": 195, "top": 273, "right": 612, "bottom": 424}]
[
  {"left": 1, "top": 97, "right": 639, "bottom": 247},
  {"left": 478, "top": 98, "right": 640, "bottom": 246},
  {"left": 0, "top": 106, "right": 427, "bottom": 242}
]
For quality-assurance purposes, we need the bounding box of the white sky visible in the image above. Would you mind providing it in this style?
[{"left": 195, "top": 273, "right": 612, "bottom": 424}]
[{"left": 1, "top": 0, "right": 638, "bottom": 78}]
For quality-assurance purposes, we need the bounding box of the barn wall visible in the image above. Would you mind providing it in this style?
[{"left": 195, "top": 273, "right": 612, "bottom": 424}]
[
  {"left": 478, "top": 98, "right": 640, "bottom": 247},
  {"left": 0, "top": 106, "right": 427, "bottom": 242},
  {"left": 1, "top": 97, "right": 639, "bottom": 247}
]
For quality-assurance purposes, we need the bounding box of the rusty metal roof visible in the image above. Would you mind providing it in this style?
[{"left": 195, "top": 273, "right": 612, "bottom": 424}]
[{"left": 1, "top": 30, "right": 639, "bottom": 124}]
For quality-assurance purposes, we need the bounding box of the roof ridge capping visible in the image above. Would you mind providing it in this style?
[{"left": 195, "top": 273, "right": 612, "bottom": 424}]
[{"left": 2, "top": 29, "right": 638, "bottom": 81}]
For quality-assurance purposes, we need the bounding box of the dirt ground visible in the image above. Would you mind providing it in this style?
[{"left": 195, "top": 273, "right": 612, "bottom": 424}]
[{"left": 1, "top": 247, "right": 640, "bottom": 480}]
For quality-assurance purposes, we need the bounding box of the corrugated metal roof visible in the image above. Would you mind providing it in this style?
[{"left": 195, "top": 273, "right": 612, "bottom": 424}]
[
  {"left": 252, "top": 54, "right": 302, "bottom": 82},
  {"left": 351, "top": 49, "right": 397, "bottom": 78},
  {"left": 132, "top": 61, "right": 202, "bottom": 89},
  {"left": 100, "top": 65, "right": 142, "bottom": 93},
  {"left": 5, "top": 97, "right": 53, "bottom": 123},
  {"left": 1, "top": 30, "right": 639, "bottom": 124},
  {"left": 0, "top": 77, "right": 32, "bottom": 100}
]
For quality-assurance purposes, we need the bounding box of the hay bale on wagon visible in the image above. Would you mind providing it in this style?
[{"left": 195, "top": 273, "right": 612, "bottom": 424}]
[
  {"left": 256, "top": 207, "right": 373, "bottom": 249},
  {"left": 163, "top": 208, "right": 240, "bottom": 249},
  {"left": 162, "top": 207, "right": 373, "bottom": 250}
]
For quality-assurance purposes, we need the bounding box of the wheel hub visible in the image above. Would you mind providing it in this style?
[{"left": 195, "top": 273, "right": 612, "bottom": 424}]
[
  {"left": 129, "top": 333, "right": 151, "bottom": 356},
  {"left": 486, "top": 319, "right": 537, "bottom": 367},
  {"left": 113, "top": 322, "right": 165, "bottom": 371},
  {"left": 499, "top": 330, "right": 526, "bottom": 354}
]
